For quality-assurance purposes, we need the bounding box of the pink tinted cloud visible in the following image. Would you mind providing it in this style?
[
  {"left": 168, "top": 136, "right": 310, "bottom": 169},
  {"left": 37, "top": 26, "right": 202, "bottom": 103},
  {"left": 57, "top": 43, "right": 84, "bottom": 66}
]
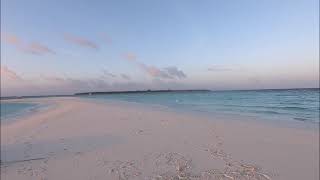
[
  {"left": 1, "top": 33, "right": 55, "bottom": 55},
  {"left": 122, "top": 53, "right": 186, "bottom": 79},
  {"left": 138, "top": 63, "right": 172, "bottom": 79},
  {"left": 0, "top": 66, "right": 23, "bottom": 81},
  {"left": 2, "top": 33, "right": 21, "bottom": 46},
  {"left": 64, "top": 33, "right": 98, "bottom": 49},
  {"left": 143, "top": 65, "right": 186, "bottom": 79},
  {"left": 22, "top": 42, "right": 56, "bottom": 55}
]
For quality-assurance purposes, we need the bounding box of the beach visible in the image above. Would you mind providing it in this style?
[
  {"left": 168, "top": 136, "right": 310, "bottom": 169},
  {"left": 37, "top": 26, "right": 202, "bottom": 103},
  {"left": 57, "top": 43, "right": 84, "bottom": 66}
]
[{"left": 1, "top": 97, "right": 319, "bottom": 180}]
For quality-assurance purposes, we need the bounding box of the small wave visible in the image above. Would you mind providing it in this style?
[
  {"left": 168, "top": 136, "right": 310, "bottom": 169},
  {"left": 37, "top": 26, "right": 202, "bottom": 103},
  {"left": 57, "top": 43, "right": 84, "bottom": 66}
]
[
  {"left": 277, "top": 106, "right": 309, "bottom": 111},
  {"left": 249, "top": 110, "right": 282, "bottom": 115},
  {"left": 293, "top": 117, "right": 309, "bottom": 122},
  {"left": 222, "top": 104, "right": 311, "bottom": 111},
  {"left": 279, "top": 102, "right": 302, "bottom": 105}
]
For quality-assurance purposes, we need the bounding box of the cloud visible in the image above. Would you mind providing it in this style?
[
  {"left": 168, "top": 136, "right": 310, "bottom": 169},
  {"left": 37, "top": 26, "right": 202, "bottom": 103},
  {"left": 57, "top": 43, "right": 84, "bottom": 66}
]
[
  {"left": 102, "top": 69, "right": 116, "bottom": 78},
  {"left": 122, "top": 52, "right": 186, "bottom": 79},
  {"left": 1, "top": 33, "right": 55, "bottom": 55},
  {"left": 164, "top": 67, "right": 187, "bottom": 79},
  {"left": 2, "top": 33, "right": 21, "bottom": 46},
  {"left": 121, "top": 74, "right": 131, "bottom": 80},
  {"left": 64, "top": 33, "right": 98, "bottom": 49},
  {"left": 136, "top": 63, "right": 171, "bottom": 79},
  {"left": 139, "top": 64, "right": 186, "bottom": 79},
  {"left": 0, "top": 65, "right": 184, "bottom": 96},
  {"left": 22, "top": 42, "right": 56, "bottom": 55},
  {"left": 0, "top": 66, "right": 23, "bottom": 81}
]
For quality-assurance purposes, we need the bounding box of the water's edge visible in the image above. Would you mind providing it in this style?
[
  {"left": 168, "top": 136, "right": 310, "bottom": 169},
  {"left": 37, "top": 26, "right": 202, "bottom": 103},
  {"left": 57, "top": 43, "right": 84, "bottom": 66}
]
[{"left": 0, "top": 101, "right": 50, "bottom": 124}]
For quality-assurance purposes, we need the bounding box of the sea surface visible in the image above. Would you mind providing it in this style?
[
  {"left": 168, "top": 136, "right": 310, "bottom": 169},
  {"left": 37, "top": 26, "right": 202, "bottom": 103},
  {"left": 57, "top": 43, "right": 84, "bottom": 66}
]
[
  {"left": 83, "top": 88, "right": 319, "bottom": 124},
  {"left": 0, "top": 102, "right": 39, "bottom": 121}
]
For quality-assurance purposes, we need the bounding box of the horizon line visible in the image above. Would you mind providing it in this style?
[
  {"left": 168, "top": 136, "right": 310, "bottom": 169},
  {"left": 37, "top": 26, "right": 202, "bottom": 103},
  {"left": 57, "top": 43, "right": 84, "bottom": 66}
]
[{"left": 1, "top": 87, "right": 319, "bottom": 99}]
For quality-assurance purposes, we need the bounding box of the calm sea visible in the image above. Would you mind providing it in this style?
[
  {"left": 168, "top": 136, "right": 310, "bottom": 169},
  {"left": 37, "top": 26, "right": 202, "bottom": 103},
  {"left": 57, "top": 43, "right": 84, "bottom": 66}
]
[{"left": 84, "top": 88, "right": 319, "bottom": 124}]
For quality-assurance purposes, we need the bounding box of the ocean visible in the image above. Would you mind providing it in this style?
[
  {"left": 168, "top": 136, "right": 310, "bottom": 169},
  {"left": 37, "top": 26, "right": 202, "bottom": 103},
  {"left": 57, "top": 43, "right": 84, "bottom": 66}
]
[{"left": 83, "top": 88, "right": 320, "bottom": 124}]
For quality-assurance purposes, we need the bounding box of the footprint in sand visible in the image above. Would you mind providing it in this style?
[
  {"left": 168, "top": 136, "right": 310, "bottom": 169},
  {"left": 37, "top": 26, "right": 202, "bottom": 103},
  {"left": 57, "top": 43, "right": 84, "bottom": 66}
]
[
  {"left": 48, "top": 151, "right": 56, "bottom": 158},
  {"left": 160, "top": 119, "right": 169, "bottom": 126},
  {"left": 100, "top": 151, "right": 274, "bottom": 180},
  {"left": 59, "top": 138, "right": 69, "bottom": 151},
  {"left": 17, "top": 160, "right": 48, "bottom": 179},
  {"left": 23, "top": 142, "right": 33, "bottom": 159},
  {"left": 133, "top": 129, "right": 150, "bottom": 135}
]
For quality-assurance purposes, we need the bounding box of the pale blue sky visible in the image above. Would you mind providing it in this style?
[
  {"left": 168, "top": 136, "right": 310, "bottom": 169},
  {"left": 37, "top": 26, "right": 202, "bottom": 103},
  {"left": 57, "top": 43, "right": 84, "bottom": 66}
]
[{"left": 1, "top": 0, "right": 319, "bottom": 95}]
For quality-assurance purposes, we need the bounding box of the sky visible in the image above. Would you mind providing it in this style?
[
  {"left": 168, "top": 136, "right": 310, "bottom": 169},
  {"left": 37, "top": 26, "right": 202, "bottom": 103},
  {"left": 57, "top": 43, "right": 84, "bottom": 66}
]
[{"left": 1, "top": 0, "right": 319, "bottom": 96}]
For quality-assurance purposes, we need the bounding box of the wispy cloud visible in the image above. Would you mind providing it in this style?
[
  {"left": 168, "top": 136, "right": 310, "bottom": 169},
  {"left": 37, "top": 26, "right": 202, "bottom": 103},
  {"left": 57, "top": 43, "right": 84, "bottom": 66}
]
[
  {"left": 1, "top": 33, "right": 55, "bottom": 55},
  {"left": 102, "top": 69, "right": 116, "bottom": 78},
  {"left": 0, "top": 65, "right": 23, "bottom": 81},
  {"left": 22, "top": 42, "right": 56, "bottom": 55},
  {"left": 64, "top": 33, "right": 98, "bottom": 49},
  {"left": 121, "top": 74, "right": 131, "bottom": 80},
  {"left": 123, "top": 52, "right": 186, "bottom": 79}
]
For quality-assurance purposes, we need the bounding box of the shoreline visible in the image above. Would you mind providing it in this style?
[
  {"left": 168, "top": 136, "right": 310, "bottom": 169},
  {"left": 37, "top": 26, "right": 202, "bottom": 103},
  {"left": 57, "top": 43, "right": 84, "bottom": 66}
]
[
  {"left": 1, "top": 97, "right": 319, "bottom": 180},
  {"left": 1, "top": 100, "right": 53, "bottom": 125},
  {"left": 2, "top": 88, "right": 319, "bottom": 126},
  {"left": 80, "top": 96, "right": 319, "bottom": 131},
  {"left": 2, "top": 97, "right": 319, "bottom": 131}
]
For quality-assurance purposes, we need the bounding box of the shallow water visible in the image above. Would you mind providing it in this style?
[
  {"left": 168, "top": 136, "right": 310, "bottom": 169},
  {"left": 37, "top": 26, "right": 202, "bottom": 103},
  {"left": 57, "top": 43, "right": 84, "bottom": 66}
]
[
  {"left": 0, "top": 102, "right": 38, "bottom": 121},
  {"left": 82, "top": 88, "right": 320, "bottom": 124}
]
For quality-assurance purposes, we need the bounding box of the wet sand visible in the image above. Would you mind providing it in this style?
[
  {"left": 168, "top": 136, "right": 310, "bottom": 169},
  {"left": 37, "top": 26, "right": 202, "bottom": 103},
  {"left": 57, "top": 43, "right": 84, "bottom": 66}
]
[{"left": 1, "top": 97, "right": 319, "bottom": 180}]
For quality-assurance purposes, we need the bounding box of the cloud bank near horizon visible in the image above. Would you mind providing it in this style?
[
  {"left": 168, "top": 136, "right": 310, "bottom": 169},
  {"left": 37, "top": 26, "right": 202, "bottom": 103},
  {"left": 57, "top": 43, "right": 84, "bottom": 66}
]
[{"left": 1, "top": 64, "right": 318, "bottom": 97}]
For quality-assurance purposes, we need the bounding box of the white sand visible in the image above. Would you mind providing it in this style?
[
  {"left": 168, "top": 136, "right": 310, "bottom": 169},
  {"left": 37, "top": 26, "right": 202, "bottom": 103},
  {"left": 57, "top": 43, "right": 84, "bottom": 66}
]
[{"left": 1, "top": 97, "right": 319, "bottom": 180}]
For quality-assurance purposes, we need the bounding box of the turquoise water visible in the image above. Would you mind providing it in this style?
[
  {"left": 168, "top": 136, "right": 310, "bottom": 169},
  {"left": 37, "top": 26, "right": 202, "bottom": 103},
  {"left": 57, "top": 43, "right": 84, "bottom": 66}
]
[
  {"left": 0, "top": 102, "right": 38, "bottom": 121},
  {"left": 83, "top": 89, "right": 319, "bottom": 124}
]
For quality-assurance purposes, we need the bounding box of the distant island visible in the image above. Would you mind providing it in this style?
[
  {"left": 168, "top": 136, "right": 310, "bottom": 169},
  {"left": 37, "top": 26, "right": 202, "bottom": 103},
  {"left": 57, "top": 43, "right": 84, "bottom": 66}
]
[
  {"left": 2, "top": 88, "right": 318, "bottom": 100},
  {"left": 0, "top": 90, "right": 210, "bottom": 100},
  {"left": 74, "top": 89, "right": 211, "bottom": 96}
]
